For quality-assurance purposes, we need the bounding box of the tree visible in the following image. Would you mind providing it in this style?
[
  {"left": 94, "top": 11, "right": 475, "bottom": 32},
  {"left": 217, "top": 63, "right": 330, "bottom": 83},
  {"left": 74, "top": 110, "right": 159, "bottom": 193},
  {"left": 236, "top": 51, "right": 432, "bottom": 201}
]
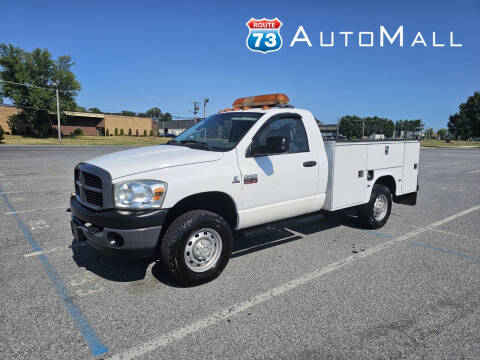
[
  {"left": 143, "top": 129, "right": 147, "bottom": 137},
  {"left": 114, "top": 128, "right": 118, "bottom": 136},
  {"left": 448, "top": 91, "right": 480, "bottom": 139},
  {"left": 120, "top": 128, "right": 124, "bottom": 136},
  {"left": 149, "top": 129, "right": 153, "bottom": 136},
  {"left": 135, "top": 129, "right": 139, "bottom": 137},
  {"left": 121, "top": 110, "right": 136, "bottom": 117},
  {"left": 339, "top": 115, "right": 363, "bottom": 139},
  {"left": 339, "top": 115, "right": 394, "bottom": 139},
  {"left": 146, "top": 107, "right": 162, "bottom": 118},
  {"left": 425, "top": 128, "right": 434, "bottom": 139},
  {"left": 162, "top": 112, "right": 172, "bottom": 121},
  {"left": 363, "top": 116, "right": 394, "bottom": 138},
  {"left": 395, "top": 119, "right": 424, "bottom": 138},
  {"left": 128, "top": 128, "right": 132, "bottom": 136},
  {"left": 437, "top": 128, "right": 447, "bottom": 140},
  {"left": 0, "top": 124, "right": 4, "bottom": 141},
  {"left": 87, "top": 107, "right": 101, "bottom": 114},
  {"left": 0, "top": 44, "right": 81, "bottom": 136},
  {"left": 106, "top": 128, "right": 110, "bottom": 136}
]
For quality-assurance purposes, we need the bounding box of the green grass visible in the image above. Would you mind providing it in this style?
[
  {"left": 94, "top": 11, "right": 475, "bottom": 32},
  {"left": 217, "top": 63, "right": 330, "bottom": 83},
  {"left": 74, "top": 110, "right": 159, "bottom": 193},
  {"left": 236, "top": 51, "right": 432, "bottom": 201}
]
[
  {"left": 1, "top": 135, "right": 171, "bottom": 146},
  {"left": 421, "top": 139, "right": 480, "bottom": 148}
]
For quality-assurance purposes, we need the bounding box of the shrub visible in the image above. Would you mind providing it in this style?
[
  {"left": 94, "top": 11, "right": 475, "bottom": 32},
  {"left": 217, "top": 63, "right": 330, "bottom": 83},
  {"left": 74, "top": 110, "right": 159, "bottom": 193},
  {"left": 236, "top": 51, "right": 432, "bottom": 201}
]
[
  {"left": 106, "top": 128, "right": 110, "bottom": 136},
  {"left": 114, "top": 128, "right": 118, "bottom": 136},
  {"left": 135, "top": 129, "right": 139, "bottom": 137},
  {"left": 143, "top": 129, "right": 147, "bottom": 137},
  {"left": 149, "top": 129, "right": 153, "bottom": 136},
  {"left": 0, "top": 125, "right": 4, "bottom": 141},
  {"left": 72, "top": 128, "right": 85, "bottom": 136},
  {"left": 128, "top": 128, "right": 132, "bottom": 136},
  {"left": 120, "top": 128, "right": 124, "bottom": 136}
]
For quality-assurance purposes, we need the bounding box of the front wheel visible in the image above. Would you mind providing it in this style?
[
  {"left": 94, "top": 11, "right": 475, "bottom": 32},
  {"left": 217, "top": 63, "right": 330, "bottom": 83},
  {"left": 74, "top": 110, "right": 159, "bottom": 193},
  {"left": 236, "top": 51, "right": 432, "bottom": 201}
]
[
  {"left": 160, "top": 210, "right": 233, "bottom": 285},
  {"left": 358, "top": 184, "right": 392, "bottom": 229}
]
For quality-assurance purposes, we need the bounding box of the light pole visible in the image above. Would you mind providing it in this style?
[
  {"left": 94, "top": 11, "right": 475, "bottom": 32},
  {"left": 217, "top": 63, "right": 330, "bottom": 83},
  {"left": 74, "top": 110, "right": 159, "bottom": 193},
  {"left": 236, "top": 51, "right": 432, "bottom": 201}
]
[
  {"left": 192, "top": 101, "right": 200, "bottom": 123},
  {"left": 203, "top": 98, "right": 209, "bottom": 119},
  {"left": 53, "top": 82, "right": 61, "bottom": 143}
]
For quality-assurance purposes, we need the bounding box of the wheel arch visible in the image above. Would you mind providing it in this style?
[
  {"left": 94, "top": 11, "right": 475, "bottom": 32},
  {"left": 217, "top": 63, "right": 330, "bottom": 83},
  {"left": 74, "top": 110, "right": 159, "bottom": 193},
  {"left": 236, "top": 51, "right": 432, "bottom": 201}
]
[
  {"left": 162, "top": 191, "right": 238, "bottom": 233},
  {"left": 372, "top": 175, "right": 397, "bottom": 198}
]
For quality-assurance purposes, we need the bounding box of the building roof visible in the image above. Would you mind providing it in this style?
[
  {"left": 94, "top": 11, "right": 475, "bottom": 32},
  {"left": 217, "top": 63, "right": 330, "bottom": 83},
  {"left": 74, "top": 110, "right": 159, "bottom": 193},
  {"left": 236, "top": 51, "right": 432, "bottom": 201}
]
[
  {"left": 64, "top": 111, "right": 104, "bottom": 118},
  {"left": 319, "top": 124, "right": 338, "bottom": 131}
]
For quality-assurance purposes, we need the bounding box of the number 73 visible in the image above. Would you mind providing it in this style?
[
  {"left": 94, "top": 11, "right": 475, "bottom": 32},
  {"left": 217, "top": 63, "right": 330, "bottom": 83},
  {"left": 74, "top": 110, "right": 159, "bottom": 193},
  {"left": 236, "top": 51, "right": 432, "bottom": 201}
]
[{"left": 252, "top": 32, "right": 277, "bottom": 48}]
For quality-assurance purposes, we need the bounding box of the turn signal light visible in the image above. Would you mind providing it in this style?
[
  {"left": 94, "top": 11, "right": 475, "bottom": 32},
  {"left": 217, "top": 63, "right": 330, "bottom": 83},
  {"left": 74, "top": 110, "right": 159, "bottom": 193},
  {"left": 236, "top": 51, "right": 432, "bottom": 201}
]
[
  {"left": 232, "top": 93, "right": 289, "bottom": 108},
  {"left": 152, "top": 187, "right": 165, "bottom": 201}
]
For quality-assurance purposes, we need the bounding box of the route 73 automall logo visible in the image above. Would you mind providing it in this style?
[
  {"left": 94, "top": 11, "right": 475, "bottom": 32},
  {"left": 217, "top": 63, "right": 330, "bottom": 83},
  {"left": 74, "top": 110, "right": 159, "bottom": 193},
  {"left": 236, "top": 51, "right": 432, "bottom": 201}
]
[{"left": 246, "top": 18, "right": 283, "bottom": 54}]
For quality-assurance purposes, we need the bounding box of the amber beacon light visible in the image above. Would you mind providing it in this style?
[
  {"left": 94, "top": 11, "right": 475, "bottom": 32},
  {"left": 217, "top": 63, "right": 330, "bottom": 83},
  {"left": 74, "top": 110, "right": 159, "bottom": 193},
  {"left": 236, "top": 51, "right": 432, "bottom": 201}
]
[{"left": 232, "top": 93, "right": 290, "bottom": 109}]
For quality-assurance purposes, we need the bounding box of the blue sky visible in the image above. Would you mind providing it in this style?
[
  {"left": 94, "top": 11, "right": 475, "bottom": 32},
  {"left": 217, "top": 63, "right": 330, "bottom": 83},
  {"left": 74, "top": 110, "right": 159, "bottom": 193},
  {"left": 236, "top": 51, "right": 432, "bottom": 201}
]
[{"left": 1, "top": 0, "right": 478, "bottom": 130}]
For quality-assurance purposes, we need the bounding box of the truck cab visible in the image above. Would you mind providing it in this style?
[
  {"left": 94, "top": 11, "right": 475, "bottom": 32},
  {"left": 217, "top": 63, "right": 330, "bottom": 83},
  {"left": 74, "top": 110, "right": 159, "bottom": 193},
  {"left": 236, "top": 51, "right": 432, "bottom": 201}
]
[{"left": 70, "top": 93, "right": 419, "bottom": 285}]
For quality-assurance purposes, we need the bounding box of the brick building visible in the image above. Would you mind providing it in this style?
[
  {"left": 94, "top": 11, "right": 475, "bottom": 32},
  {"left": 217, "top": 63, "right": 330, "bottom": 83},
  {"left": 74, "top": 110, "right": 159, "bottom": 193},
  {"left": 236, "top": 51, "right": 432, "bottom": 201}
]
[{"left": 0, "top": 104, "right": 155, "bottom": 136}]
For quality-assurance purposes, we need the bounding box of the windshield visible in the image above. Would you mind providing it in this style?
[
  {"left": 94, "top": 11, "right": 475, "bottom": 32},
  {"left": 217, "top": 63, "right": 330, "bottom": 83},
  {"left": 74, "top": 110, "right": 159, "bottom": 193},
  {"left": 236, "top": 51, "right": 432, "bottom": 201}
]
[{"left": 171, "top": 112, "right": 263, "bottom": 151}]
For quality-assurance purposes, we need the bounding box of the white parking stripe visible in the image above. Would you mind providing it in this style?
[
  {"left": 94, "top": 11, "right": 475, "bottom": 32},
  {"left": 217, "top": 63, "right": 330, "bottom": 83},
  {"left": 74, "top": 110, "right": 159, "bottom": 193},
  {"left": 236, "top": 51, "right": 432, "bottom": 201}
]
[
  {"left": 469, "top": 170, "right": 480, "bottom": 174},
  {"left": 430, "top": 228, "right": 478, "bottom": 240},
  {"left": 24, "top": 242, "right": 87, "bottom": 258},
  {"left": 0, "top": 175, "right": 70, "bottom": 181},
  {"left": 4, "top": 206, "right": 66, "bottom": 215},
  {"left": 109, "top": 204, "right": 480, "bottom": 360}
]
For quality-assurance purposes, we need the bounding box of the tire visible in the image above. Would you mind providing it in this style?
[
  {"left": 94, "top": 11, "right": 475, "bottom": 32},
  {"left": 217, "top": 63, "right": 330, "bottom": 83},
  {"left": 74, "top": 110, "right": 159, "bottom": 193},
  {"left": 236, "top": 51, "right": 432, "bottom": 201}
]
[
  {"left": 358, "top": 184, "right": 392, "bottom": 229},
  {"left": 160, "top": 210, "right": 233, "bottom": 285}
]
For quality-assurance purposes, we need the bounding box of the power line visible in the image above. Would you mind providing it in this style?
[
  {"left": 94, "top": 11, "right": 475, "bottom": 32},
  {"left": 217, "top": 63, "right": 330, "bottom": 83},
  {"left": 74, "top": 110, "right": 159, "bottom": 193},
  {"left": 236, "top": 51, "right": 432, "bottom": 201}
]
[{"left": 0, "top": 79, "right": 57, "bottom": 91}]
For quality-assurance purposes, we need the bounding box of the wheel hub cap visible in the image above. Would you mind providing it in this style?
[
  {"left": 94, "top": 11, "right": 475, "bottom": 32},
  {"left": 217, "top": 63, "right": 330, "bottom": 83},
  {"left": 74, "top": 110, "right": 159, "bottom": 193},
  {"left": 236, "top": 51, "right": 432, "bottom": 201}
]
[
  {"left": 373, "top": 194, "right": 388, "bottom": 221},
  {"left": 184, "top": 228, "right": 222, "bottom": 272}
]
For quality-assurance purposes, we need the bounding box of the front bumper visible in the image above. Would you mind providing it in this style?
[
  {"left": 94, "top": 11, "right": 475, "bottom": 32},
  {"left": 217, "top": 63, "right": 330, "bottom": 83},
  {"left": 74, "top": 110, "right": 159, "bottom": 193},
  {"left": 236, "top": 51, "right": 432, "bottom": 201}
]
[{"left": 70, "top": 196, "right": 168, "bottom": 258}]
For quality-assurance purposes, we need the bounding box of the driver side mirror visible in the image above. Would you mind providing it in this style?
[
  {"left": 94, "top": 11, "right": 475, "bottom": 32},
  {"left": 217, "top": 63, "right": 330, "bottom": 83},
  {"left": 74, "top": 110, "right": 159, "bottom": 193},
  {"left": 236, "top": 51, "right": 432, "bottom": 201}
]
[{"left": 250, "top": 136, "right": 289, "bottom": 156}]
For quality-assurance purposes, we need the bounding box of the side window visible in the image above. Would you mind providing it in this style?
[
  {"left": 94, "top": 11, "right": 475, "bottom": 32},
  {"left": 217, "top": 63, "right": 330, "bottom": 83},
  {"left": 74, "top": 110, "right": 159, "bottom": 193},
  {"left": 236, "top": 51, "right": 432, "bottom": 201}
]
[{"left": 255, "top": 116, "right": 309, "bottom": 154}]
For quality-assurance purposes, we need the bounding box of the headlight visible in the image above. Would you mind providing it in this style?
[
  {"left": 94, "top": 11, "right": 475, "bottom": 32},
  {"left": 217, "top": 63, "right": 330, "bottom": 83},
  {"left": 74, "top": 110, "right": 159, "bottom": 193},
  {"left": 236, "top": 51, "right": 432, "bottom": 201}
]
[{"left": 114, "top": 180, "right": 167, "bottom": 209}]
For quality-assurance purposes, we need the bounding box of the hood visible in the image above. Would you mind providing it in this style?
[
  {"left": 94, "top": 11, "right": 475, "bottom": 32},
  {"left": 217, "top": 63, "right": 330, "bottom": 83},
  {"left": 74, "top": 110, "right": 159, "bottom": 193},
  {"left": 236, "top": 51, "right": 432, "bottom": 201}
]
[{"left": 86, "top": 145, "right": 223, "bottom": 179}]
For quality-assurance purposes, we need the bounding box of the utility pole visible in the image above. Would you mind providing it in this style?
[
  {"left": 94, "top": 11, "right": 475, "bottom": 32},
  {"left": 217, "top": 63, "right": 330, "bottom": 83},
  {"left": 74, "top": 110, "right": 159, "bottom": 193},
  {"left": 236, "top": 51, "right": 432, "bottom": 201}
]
[
  {"left": 192, "top": 101, "right": 200, "bottom": 123},
  {"left": 53, "top": 82, "right": 61, "bottom": 143},
  {"left": 203, "top": 98, "right": 209, "bottom": 119}
]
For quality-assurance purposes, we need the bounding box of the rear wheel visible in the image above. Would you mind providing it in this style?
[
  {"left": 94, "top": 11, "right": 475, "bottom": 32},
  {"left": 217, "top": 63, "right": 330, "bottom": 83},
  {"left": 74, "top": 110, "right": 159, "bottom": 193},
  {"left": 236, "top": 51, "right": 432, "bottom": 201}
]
[
  {"left": 160, "top": 210, "right": 233, "bottom": 285},
  {"left": 358, "top": 184, "right": 392, "bottom": 229}
]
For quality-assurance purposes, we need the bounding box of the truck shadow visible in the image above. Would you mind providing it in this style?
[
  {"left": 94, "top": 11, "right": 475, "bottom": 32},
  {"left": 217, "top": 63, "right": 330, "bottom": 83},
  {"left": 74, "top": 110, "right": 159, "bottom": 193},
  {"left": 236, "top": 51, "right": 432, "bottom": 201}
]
[
  {"left": 71, "top": 242, "right": 152, "bottom": 283},
  {"left": 71, "top": 209, "right": 366, "bottom": 287}
]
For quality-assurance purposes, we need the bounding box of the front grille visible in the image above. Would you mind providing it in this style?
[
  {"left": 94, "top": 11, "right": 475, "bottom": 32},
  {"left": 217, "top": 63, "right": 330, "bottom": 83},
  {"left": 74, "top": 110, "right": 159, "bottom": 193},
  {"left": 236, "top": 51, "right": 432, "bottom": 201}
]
[
  {"left": 84, "top": 189, "right": 103, "bottom": 206},
  {"left": 83, "top": 173, "right": 102, "bottom": 189},
  {"left": 75, "top": 165, "right": 106, "bottom": 209}
]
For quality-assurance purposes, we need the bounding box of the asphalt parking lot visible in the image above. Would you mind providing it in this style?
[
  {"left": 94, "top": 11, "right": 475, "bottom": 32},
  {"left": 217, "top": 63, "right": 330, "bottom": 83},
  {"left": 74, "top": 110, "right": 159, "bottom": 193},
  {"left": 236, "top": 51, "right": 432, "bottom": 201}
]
[{"left": 0, "top": 145, "right": 479, "bottom": 359}]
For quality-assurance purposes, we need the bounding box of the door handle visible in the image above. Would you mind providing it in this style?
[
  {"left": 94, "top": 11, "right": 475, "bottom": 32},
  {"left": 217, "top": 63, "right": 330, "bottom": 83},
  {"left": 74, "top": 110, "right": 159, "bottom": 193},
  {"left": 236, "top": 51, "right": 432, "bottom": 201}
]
[{"left": 303, "top": 161, "right": 317, "bottom": 167}]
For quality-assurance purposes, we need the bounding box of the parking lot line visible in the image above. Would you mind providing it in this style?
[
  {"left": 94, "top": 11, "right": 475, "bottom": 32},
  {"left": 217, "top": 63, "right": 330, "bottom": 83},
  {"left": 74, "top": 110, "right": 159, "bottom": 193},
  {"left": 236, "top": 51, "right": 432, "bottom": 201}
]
[
  {"left": 412, "top": 241, "right": 480, "bottom": 262},
  {"left": 0, "top": 175, "right": 70, "bottom": 181},
  {"left": 23, "top": 242, "right": 87, "bottom": 258},
  {"left": 4, "top": 206, "right": 66, "bottom": 215},
  {"left": 430, "top": 228, "right": 478, "bottom": 240},
  {"left": 109, "top": 204, "right": 480, "bottom": 360},
  {"left": 0, "top": 185, "right": 109, "bottom": 357}
]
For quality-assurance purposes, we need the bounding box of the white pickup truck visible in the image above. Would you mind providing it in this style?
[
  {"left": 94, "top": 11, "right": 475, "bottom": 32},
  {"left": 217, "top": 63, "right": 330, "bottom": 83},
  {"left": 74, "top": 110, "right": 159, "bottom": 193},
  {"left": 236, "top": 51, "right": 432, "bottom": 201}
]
[{"left": 70, "top": 94, "right": 419, "bottom": 285}]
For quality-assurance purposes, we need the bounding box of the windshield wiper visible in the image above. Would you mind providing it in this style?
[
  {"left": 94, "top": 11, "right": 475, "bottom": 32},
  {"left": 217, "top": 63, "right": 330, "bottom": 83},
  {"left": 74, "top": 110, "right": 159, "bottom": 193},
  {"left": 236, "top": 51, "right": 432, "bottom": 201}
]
[{"left": 178, "top": 140, "right": 212, "bottom": 151}]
